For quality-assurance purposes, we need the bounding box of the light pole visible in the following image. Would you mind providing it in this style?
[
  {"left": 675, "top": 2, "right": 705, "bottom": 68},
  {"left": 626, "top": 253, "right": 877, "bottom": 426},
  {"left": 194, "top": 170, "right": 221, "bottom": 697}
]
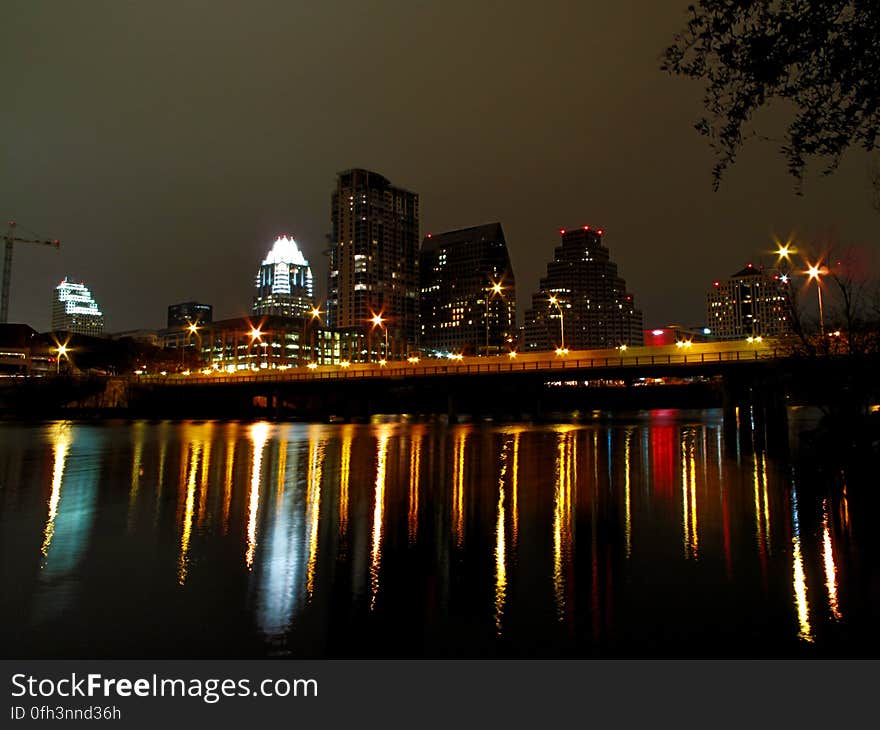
[
  {"left": 55, "top": 343, "right": 68, "bottom": 374},
  {"left": 485, "top": 280, "right": 504, "bottom": 356},
  {"left": 184, "top": 321, "right": 201, "bottom": 368},
  {"left": 308, "top": 305, "right": 322, "bottom": 365},
  {"left": 370, "top": 312, "right": 388, "bottom": 363},
  {"left": 806, "top": 261, "right": 827, "bottom": 335},
  {"left": 548, "top": 294, "right": 567, "bottom": 354},
  {"left": 248, "top": 326, "right": 262, "bottom": 370}
]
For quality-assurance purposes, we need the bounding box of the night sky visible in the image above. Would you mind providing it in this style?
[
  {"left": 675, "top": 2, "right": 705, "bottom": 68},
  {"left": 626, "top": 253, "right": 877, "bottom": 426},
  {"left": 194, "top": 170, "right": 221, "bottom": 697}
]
[{"left": 3, "top": 1, "right": 877, "bottom": 332}]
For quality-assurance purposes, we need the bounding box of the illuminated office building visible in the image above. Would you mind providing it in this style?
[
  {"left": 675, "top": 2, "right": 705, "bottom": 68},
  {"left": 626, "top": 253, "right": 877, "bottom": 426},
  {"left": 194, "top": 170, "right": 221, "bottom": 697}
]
[
  {"left": 707, "top": 263, "right": 791, "bottom": 339},
  {"left": 419, "top": 223, "right": 516, "bottom": 356},
  {"left": 51, "top": 277, "right": 105, "bottom": 336},
  {"left": 522, "top": 227, "right": 642, "bottom": 351},
  {"left": 253, "top": 236, "right": 314, "bottom": 319}
]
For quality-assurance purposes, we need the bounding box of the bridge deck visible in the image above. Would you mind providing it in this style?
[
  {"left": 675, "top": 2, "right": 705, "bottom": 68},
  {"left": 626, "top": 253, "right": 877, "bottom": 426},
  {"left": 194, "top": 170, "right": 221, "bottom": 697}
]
[{"left": 146, "top": 340, "right": 782, "bottom": 386}]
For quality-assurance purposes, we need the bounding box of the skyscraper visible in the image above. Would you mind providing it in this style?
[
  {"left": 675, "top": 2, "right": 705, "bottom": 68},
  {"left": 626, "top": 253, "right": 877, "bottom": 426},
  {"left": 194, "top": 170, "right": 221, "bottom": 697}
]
[
  {"left": 327, "top": 169, "right": 419, "bottom": 360},
  {"left": 253, "top": 236, "right": 314, "bottom": 319},
  {"left": 522, "top": 227, "right": 643, "bottom": 351},
  {"left": 707, "top": 263, "right": 791, "bottom": 339},
  {"left": 167, "top": 301, "right": 213, "bottom": 329},
  {"left": 419, "top": 222, "right": 517, "bottom": 356},
  {"left": 52, "top": 277, "right": 104, "bottom": 336}
]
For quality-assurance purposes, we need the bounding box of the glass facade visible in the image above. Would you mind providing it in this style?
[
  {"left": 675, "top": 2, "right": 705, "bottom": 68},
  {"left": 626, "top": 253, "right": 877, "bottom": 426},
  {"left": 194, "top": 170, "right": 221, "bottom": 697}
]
[{"left": 419, "top": 223, "right": 517, "bottom": 356}]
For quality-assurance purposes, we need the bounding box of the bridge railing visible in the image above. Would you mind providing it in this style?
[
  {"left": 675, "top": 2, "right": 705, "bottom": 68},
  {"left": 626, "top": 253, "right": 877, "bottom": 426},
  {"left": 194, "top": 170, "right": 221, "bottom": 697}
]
[{"left": 142, "top": 347, "right": 782, "bottom": 386}]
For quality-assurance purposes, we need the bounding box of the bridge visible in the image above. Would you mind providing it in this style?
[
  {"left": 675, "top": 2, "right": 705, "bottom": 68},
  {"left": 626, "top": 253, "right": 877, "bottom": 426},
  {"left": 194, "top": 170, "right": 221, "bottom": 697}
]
[
  {"left": 127, "top": 339, "right": 814, "bottom": 438},
  {"left": 6, "top": 337, "right": 874, "bottom": 457},
  {"left": 152, "top": 339, "right": 779, "bottom": 386}
]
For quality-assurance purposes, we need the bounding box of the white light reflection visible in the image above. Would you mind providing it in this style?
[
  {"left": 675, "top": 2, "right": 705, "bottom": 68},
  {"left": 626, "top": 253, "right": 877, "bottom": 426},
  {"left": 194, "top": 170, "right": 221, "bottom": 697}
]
[
  {"left": 822, "top": 498, "right": 842, "bottom": 621},
  {"left": 256, "top": 437, "right": 304, "bottom": 641},
  {"left": 305, "top": 426, "right": 326, "bottom": 598},
  {"left": 246, "top": 422, "right": 271, "bottom": 570},
  {"left": 41, "top": 423, "right": 72, "bottom": 558},
  {"left": 370, "top": 426, "right": 391, "bottom": 611}
]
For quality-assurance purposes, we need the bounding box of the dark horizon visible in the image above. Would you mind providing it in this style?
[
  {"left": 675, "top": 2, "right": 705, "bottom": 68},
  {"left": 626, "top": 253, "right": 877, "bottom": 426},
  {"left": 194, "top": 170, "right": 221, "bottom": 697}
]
[{"left": 3, "top": 1, "right": 877, "bottom": 333}]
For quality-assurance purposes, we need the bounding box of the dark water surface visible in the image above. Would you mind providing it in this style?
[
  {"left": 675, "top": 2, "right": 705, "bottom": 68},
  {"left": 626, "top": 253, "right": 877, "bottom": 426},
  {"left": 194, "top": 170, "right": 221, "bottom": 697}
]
[{"left": 1, "top": 411, "right": 877, "bottom": 658}]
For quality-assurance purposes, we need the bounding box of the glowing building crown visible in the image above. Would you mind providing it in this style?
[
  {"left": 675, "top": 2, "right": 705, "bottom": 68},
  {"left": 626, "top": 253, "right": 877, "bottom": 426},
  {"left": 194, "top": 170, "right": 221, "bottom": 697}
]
[{"left": 262, "top": 236, "right": 308, "bottom": 267}]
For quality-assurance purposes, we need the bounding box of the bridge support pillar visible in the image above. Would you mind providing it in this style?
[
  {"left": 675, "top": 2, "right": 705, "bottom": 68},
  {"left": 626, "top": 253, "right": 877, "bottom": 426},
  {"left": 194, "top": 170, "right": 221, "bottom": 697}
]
[
  {"left": 721, "top": 377, "right": 741, "bottom": 458},
  {"left": 447, "top": 393, "right": 458, "bottom": 425}
]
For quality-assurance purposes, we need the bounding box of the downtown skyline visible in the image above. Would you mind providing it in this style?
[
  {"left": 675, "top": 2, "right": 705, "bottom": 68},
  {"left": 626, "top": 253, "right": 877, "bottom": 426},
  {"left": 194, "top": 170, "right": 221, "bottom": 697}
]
[{"left": 3, "top": 1, "right": 878, "bottom": 333}]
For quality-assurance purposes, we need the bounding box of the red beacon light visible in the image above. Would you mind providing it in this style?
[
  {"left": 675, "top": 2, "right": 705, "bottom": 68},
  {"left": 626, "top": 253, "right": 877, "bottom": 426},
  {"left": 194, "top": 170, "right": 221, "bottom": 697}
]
[
  {"left": 426, "top": 233, "right": 432, "bottom": 238},
  {"left": 597, "top": 229, "right": 604, "bottom": 235},
  {"left": 559, "top": 229, "right": 566, "bottom": 235},
  {"left": 583, "top": 225, "right": 590, "bottom": 231},
  {"left": 713, "top": 281, "right": 720, "bottom": 287}
]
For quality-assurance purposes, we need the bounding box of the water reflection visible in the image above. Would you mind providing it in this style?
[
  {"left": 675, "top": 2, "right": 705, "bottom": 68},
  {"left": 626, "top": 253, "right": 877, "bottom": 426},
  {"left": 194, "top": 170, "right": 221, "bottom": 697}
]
[
  {"left": 198, "top": 434, "right": 213, "bottom": 529},
  {"left": 222, "top": 431, "right": 236, "bottom": 535},
  {"left": 3, "top": 412, "right": 875, "bottom": 658},
  {"left": 41, "top": 423, "right": 71, "bottom": 558},
  {"left": 552, "top": 427, "right": 576, "bottom": 623},
  {"left": 35, "top": 424, "right": 98, "bottom": 621},
  {"left": 452, "top": 428, "right": 467, "bottom": 548},
  {"left": 408, "top": 427, "right": 422, "bottom": 545},
  {"left": 370, "top": 426, "right": 391, "bottom": 611},
  {"left": 246, "top": 422, "right": 271, "bottom": 570},
  {"left": 790, "top": 475, "right": 813, "bottom": 643},
  {"left": 177, "top": 441, "right": 202, "bottom": 585},
  {"left": 127, "top": 421, "right": 145, "bottom": 533},
  {"left": 256, "top": 435, "right": 304, "bottom": 642},
  {"left": 681, "top": 428, "right": 698, "bottom": 559},
  {"left": 305, "top": 426, "right": 325, "bottom": 598},
  {"left": 339, "top": 425, "right": 353, "bottom": 541},
  {"left": 624, "top": 428, "right": 633, "bottom": 559},
  {"left": 494, "top": 436, "right": 511, "bottom": 634},
  {"left": 822, "top": 499, "right": 842, "bottom": 621}
]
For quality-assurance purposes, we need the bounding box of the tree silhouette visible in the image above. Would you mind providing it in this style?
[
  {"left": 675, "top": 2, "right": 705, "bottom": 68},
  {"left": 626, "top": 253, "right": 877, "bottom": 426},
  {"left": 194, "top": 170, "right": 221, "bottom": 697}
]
[{"left": 663, "top": 1, "right": 880, "bottom": 197}]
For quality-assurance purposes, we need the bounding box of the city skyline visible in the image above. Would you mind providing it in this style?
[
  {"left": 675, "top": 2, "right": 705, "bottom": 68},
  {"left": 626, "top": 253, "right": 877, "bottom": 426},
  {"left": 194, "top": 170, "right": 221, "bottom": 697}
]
[{"left": 3, "top": 2, "right": 877, "bottom": 334}]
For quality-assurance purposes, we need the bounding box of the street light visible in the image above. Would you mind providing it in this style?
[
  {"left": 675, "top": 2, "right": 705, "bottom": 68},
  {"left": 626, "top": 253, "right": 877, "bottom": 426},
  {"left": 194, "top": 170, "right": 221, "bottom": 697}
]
[
  {"left": 485, "top": 279, "right": 505, "bottom": 356},
  {"left": 248, "top": 326, "right": 262, "bottom": 370},
  {"left": 307, "top": 305, "right": 322, "bottom": 364},
  {"left": 55, "top": 343, "right": 68, "bottom": 374},
  {"left": 370, "top": 312, "right": 388, "bottom": 362},
  {"left": 548, "top": 294, "right": 566, "bottom": 352},
  {"left": 184, "top": 320, "right": 202, "bottom": 368},
  {"left": 805, "top": 261, "right": 827, "bottom": 335}
]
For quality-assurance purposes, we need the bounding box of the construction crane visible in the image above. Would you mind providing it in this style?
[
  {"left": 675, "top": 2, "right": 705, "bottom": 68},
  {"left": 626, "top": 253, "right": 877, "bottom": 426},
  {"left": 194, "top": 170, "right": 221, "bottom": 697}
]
[{"left": 1, "top": 220, "right": 60, "bottom": 324}]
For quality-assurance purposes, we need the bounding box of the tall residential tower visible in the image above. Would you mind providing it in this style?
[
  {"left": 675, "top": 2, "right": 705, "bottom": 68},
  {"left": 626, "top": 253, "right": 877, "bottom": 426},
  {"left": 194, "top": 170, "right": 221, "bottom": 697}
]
[{"left": 327, "top": 169, "right": 419, "bottom": 360}]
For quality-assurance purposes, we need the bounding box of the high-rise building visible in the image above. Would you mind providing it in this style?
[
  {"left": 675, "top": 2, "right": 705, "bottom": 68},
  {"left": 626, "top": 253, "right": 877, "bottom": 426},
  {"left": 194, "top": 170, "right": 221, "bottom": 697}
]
[
  {"left": 253, "top": 236, "right": 314, "bottom": 319},
  {"left": 707, "top": 263, "right": 791, "bottom": 339},
  {"left": 52, "top": 277, "right": 104, "bottom": 336},
  {"left": 327, "top": 169, "right": 419, "bottom": 360},
  {"left": 167, "top": 301, "right": 213, "bottom": 329},
  {"left": 522, "top": 227, "right": 643, "bottom": 351},
  {"left": 419, "top": 222, "right": 517, "bottom": 356}
]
